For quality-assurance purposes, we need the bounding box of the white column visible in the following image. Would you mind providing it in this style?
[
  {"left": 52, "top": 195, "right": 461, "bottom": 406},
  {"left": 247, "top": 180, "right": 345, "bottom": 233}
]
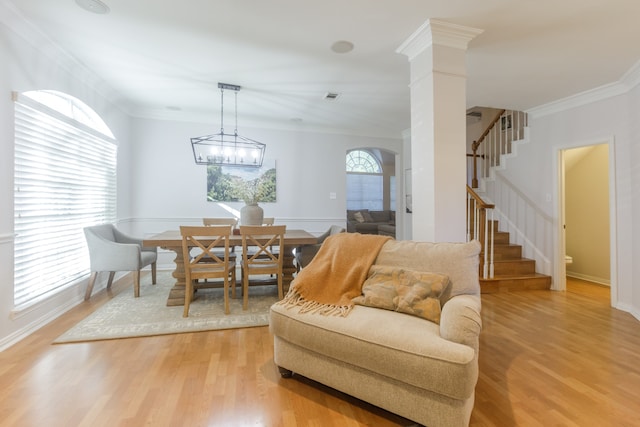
[{"left": 397, "top": 19, "right": 482, "bottom": 242}]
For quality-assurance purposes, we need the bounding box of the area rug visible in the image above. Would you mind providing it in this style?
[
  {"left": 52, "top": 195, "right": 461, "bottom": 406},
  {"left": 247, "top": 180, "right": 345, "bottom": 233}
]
[{"left": 54, "top": 272, "right": 278, "bottom": 344}]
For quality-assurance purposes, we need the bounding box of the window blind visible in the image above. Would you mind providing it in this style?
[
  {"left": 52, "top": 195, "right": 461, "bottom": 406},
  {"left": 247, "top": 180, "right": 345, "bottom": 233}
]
[
  {"left": 346, "top": 173, "right": 383, "bottom": 210},
  {"left": 13, "top": 93, "right": 117, "bottom": 308}
]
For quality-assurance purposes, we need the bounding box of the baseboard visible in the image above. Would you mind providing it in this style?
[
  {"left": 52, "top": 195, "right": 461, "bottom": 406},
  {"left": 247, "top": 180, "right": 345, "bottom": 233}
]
[{"left": 566, "top": 272, "right": 610, "bottom": 286}]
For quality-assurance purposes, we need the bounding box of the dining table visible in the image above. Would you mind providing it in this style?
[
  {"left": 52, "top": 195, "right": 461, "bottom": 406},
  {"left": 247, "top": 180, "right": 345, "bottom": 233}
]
[{"left": 143, "top": 229, "right": 317, "bottom": 306}]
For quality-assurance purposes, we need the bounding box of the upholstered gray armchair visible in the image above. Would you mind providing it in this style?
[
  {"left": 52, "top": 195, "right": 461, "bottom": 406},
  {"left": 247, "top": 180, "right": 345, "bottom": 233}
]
[
  {"left": 83, "top": 224, "right": 157, "bottom": 300},
  {"left": 294, "top": 225, "right": 345, "bottom": 270}
]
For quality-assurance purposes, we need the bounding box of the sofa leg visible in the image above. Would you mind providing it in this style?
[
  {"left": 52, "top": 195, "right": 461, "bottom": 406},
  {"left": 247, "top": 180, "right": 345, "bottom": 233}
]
[{"left": 278, "top": 366, "right": 293, "bottom": 378}]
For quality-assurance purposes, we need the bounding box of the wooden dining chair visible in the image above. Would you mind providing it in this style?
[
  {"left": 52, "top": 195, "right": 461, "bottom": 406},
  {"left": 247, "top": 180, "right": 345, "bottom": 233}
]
[
  {"left": 180, "top": 225, "right": 236, "bottom": 317},
  {"left": 240, "top": 225, "right": 286, "bottom": 310},
  {"left": 203, "top": 217, "right": 238, "bottom": 227}
]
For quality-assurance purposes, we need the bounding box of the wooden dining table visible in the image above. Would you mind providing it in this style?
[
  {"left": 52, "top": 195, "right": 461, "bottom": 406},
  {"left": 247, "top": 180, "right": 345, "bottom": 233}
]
[{"left": 143, "top": 229, "right": 317, "bottom": 306}]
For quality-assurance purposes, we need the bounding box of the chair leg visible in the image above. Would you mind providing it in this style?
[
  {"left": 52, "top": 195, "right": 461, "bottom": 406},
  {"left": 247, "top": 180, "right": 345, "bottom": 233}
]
[
  {"left": 84, "top": 272, "right": 98, "bottom": 301},
  {"left": 151, "top": 262, "right": 157, "bottom": 284},
  {"left": 230, "top": 267, "right": 237, "bottom": 299},
  {"left": 183, "top": 278, "right": 193, "bottom": 317},
  {"left": 106, "top": 271, "right": 116, "bottom": 289},
  {"left": 243, "top": 268, "right": 249, "bottom": 310},
  {"left": 277, "top": 270, "right": 284, "bottom": 300},
  {"left": 133, "top": 270, "right": 141, "bottom": 297},
  {"left": 223, "top": 276, "right": 230, "bottom": 315}
]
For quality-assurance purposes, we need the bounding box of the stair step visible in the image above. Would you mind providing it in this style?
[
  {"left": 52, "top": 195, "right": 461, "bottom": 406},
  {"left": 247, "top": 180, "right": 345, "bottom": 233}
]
[
  {"left": 492, "top": 231, "right": 510, "bottom": 244},
  {"left": 480, "top": 273, "right": 551, "bottom": 293},
  {"left": 480, "top": 258, "right": 536, "bottom": 276},
  {"left": 481, "top": 244, "right": 522, "bottom": 260}
]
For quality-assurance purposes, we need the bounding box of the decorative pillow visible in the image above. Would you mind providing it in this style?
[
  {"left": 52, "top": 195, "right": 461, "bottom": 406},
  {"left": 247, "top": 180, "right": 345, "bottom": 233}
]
[
  {"left": 353, "top": 211, "right": 365, "bottom": 223},
  {"left": 352, "top": 265, "right": 450, "bottom": 324}
]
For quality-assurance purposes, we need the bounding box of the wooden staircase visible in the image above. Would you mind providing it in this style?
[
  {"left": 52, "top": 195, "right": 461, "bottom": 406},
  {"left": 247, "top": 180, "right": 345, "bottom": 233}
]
[{"left": 478, "top": 219, "right": 551, "bottom": 293}]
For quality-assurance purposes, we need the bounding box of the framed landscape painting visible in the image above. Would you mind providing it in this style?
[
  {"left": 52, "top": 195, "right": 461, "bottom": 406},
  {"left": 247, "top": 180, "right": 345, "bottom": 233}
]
[{"left": 206, "top": 159, "right": 276, "bottom": 203}]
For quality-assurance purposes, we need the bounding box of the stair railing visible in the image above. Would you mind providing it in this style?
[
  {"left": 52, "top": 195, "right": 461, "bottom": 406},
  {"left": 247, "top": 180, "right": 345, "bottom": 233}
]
[
  {"left": 467, "top": 185, "right": 495, "bottom": 279},
  {"left": 470, "top": 109, "right": 528, "bottom": 188}
]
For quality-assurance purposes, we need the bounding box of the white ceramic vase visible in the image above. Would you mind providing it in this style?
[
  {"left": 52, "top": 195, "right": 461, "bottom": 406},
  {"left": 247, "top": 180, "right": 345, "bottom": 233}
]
[{"left": 240, "top": 202, "right": 264, "bottom": 225}]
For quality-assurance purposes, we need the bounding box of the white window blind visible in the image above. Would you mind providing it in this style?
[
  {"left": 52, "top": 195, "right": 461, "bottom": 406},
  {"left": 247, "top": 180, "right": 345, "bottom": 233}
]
[
  {"left": 346, "top": 173, "right": 383, "bottom": 210},
  {"left": 13, "top": 91, "right": 117, "bottom": 308}
]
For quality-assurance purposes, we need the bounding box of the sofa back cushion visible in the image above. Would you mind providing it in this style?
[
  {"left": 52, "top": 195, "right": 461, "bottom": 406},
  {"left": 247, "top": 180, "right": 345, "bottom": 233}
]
[
  {"left": 347, "top": 209, "right": 370, "bottom": 222},
  {"left": 374, "top": 240, "right": 481, "bottom": 303},
  {"left": 369, "top": 210, "right": 391, "bottom": 223}
]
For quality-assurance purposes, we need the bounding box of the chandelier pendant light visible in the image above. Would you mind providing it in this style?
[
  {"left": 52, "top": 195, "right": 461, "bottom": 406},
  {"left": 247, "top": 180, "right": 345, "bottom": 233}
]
[{"left": 191, "top": 82, "right": 266, "bottom": 167}]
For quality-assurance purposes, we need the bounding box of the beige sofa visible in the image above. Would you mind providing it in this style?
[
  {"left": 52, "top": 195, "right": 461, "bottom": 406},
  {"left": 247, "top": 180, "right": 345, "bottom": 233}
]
[{"left": 270, "top": 239, "right": 482, "bottom": 427}]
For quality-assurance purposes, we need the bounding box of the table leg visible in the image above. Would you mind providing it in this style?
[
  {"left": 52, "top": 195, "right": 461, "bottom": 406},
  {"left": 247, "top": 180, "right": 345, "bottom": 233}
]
[{"left": 163, "top": 246, "right": 188, "bottom": 306}]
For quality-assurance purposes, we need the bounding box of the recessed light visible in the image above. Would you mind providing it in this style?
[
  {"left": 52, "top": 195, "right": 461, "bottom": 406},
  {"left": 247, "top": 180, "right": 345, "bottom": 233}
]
[
  {"left": 330, "top": 40, "right": 354, "bottom": 54},
  {"left": 166, "top": 106, "right": 182, "bottom": 111},
  {"left": 75, "top": 0, "right": 110, "bottom": 14},
  {"left": 324, "top": 92, "right": 340, "bottom": 101}
]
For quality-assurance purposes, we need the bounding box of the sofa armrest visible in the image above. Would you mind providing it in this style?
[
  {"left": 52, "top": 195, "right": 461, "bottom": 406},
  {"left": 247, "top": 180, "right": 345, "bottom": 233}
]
[{"left": 439, "top": 295, "right": 482, "bottom": 353}]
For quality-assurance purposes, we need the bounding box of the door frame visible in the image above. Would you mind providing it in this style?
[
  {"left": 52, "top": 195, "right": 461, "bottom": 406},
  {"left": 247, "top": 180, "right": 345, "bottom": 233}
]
[{"left": 554, "top": 138, "right": 617, "bottom": 305}]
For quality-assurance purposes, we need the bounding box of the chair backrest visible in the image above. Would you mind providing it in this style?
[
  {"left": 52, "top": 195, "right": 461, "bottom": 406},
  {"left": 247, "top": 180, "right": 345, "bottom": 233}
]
[
  {"left": 240, "top": 225, "right": 286, "bottom": 266},
  {"left": 203, "top": 217, "right": 238, "bottom": 227},
  {"left": 180, "top": 225, "right": 233, "bottom": 271},
  {"left": 84, "top": 223, "right": 117, "bottom": 243}
]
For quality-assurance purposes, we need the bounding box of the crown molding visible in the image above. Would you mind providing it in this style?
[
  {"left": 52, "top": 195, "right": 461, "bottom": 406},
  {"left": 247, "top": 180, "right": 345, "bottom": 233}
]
[
  {"left": 397, "top": 19, "right": 483, "bottom": 61},
  {"left": 528, "top": 60, "right": 640, "bottom": 119}
]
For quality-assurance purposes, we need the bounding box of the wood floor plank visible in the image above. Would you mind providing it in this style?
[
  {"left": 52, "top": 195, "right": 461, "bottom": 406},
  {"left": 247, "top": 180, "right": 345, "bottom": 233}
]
[{"left": 0, "top": 275, "right": 639, "bottom": 426}]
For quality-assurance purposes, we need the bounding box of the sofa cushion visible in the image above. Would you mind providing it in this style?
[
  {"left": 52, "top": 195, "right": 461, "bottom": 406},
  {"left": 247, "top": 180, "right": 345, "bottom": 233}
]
[
  {"left": 375, "top": 240, "right": 481, "bottom": 303},
  {"left": 369, "top": 210, "right": 391, "bottom": 223},
  {"left": 353, "top": 266, "right": 450, "bottom": 324},
  {"left": 353, "top": 211, "right": 365, "bottom": 223},
  {"left": 270, "top": 303, "right": 478, "bottom": 400}
]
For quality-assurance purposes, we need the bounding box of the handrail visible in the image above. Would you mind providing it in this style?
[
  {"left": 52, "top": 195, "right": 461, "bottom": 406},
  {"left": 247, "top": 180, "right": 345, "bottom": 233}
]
[
  {"left": 471, "top": 109, "right": 505, "bottom": 188},
  {"left": 466, "top": 185, "right": 495, "bottom": 279},
  {"left": 467, "top": 185, "right": 494, "bottom": 210}
]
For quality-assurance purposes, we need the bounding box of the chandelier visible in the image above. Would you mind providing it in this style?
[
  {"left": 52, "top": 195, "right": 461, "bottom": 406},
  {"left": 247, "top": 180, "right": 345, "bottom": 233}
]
[{"left": 191, "top": 83, "right": 266, "bottom": 167}]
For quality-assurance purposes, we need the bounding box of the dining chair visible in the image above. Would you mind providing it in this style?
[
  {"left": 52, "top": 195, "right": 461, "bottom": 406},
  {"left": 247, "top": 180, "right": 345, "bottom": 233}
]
[
  {"left": 202, "top": 217, "right": 239, "bottom": 261},
  {"left": 180, "top": 225, "right": 236, "bottom": 317},
  {"left": 240, "top": 225, "right": 286, "bottom": 310},
  {"left": 203, "top": 217, "right": 238, "bottom": 227},
  {"left": 84, "top": 224, "right": 157, "bottom": 300}
]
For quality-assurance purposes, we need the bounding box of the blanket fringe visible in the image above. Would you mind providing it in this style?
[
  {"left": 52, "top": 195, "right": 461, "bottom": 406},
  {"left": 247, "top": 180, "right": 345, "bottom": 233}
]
[{"left": 277, "top": 290, "right": 353, "bottom": 317}]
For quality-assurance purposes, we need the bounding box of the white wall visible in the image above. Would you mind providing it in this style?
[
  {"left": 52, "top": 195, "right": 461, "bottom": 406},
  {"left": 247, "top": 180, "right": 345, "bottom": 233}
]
[
  {"left": 127, "top": 118, "right": 402, "bottom": 267},
  {"left": 500, "top": 71, "right": 640, "bottom": 319},
  {"left": 0, "top": 5, "right": 133, "bottom": 349}
]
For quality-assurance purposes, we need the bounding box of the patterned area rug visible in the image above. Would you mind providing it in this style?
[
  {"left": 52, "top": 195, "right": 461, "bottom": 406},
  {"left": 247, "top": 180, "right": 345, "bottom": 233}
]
[{"left": 54, "top": 272, "right": 278, "bottom": 343}]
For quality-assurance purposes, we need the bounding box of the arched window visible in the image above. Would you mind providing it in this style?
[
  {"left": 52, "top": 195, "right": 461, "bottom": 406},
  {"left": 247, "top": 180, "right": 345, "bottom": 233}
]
[
  {"left": 346, "top": 149, "right": 381, "bottom": 173},
  {"left": 13, "top": 90, "right": 117, "bottom": 309},
  {"left": 346, "top": 149, "right": 383, "bottom": 210}
]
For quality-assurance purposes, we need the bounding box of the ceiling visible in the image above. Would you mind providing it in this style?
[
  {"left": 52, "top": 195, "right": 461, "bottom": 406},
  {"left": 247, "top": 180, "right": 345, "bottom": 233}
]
[{"left": 9, "top": 0, "right": 640, "bottom": 138}]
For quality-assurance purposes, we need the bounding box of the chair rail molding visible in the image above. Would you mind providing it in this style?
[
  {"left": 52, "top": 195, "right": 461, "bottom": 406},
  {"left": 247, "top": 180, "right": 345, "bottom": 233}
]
[{"left": 0, "top": 233, "right": 15, "bottom": 245}]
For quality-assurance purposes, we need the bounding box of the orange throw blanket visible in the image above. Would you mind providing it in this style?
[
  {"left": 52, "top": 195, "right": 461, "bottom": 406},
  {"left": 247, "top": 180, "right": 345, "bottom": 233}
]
[{"left": 279, "top": 233, "right": 391, "bottom": 316}]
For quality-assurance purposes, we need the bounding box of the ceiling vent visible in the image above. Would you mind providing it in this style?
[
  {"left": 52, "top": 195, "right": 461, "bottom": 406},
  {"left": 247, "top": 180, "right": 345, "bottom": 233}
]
[{"left": 324, "top": 92, "right": 340, "bottom": 101}]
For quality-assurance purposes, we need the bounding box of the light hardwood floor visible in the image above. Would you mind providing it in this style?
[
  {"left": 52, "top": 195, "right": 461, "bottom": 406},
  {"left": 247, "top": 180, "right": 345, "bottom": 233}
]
[{"left": 0, "top": 275, "right": 638, "bottom": 426}]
